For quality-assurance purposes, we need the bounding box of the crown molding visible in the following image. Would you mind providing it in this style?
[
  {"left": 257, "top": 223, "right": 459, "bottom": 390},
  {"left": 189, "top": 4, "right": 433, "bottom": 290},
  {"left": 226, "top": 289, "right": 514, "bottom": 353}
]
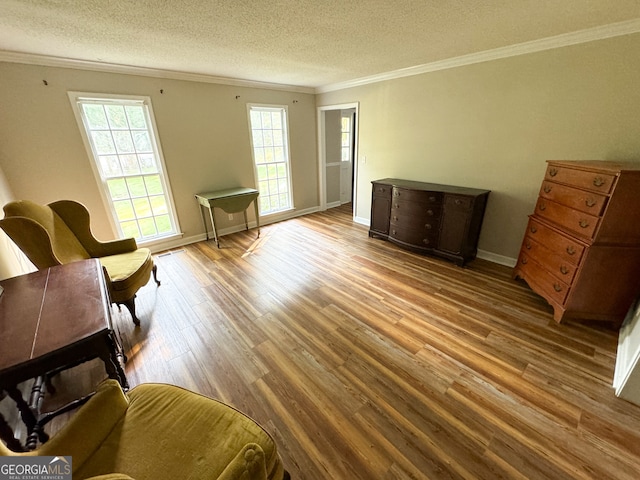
[
  {"left": 0, "top": 50, "right": 315, "bottom": 94},
  {"left": 316, "top": 18, "right": 640, "bottom": 94}
]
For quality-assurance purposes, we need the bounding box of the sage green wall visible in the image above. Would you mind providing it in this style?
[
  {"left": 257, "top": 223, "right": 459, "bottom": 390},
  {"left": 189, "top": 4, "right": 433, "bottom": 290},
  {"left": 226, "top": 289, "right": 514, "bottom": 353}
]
[
  {"left": 318, "top": 34, "right": 640, "bottom": 263},
  {"left": 0, "top": 63, "right": 317, "bottom": 244}
]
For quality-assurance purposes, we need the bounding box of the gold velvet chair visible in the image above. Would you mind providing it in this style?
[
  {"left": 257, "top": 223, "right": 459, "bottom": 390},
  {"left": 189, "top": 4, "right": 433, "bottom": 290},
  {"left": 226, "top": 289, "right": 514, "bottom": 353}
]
[
  {"left": 0, "top": 380, "right": 289, "bottom": 480},
  {"left": 0, "top": 199, "right": 160, "bottom": 325}
]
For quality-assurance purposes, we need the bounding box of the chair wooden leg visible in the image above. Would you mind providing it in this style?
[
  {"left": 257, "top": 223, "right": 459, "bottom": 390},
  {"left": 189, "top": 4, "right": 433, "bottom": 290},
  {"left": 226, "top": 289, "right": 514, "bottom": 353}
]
[
  {"left": 152, "top": 264, "right": 161, "bottom": 286},
  {"left": 120, "top": 296, "right": 140, "bottom": 326}
]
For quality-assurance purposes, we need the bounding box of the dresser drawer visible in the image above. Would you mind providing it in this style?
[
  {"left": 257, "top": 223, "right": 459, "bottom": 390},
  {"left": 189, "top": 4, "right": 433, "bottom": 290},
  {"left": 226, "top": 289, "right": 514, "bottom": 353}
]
[
  {"left": 391, "top": 201, "right": 442, "bottom": 220},
  {"left": 535, "top": 199, "right": 600, "bottom": 240},
  {"left": 521, "top": 235, "right": 577, "bottom": 284},
  {"left": 372, "top": 183, "right": 392, "bottom": 197},
  {"left": 539, "top": 181, "right": 608, "bottom": 216},
  {"left": 390, "top": 210, "right": 440, "bottom": 232},
  {"left": 389, "top": 224, "right": 439, "bottom": 248},
  {"left": 392, "top": 187, "right": 443, "bottom": 206},
  {"left": 525, "top": 218, "right": 585, "bottom": 265},
  {"left": 545, "top": 164, "right": 615, "bottom": 194},
  {"left": 516, "top": 253, "right": 570, "bottom": 305}
]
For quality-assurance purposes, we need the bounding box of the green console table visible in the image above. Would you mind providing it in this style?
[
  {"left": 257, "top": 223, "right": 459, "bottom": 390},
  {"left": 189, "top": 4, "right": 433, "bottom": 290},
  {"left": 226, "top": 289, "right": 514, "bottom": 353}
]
[{"left": 195, "top": 187, "right": 260, "bottom": 248}]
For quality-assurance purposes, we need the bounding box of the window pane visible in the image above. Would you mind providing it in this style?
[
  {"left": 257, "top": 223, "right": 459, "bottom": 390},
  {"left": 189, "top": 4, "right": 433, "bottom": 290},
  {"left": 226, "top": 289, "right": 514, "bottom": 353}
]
[
  {"left": 107, "top": 178, "right": 129, "bottom": 200},
  {"left": 99, "top": 155, "right": 122, "bottom": 177},
  {"left": 91, "top": 131, "right": 116, "bottom": 155},
  {"left": 121, "top": 221, "right": 140, "bottom": 238},
  {"left": 139, "top": 154, "right": 157, "bottom": 173},
  {"left": 125, "top": 106, "right": 146, "bottom": 129},
  {"left": 139, "top": 217, "right": 157, "bottom": 237},
  {"left": 113, "top": 131, "right": 135, "bottom": 153},
  {"left": 133, "top": 197, "right": 152, "bottom": 217},
  {"left": 120, "top": 155, "right": 140, "bottom": 175},
  {"left": 106, "top": 105, "right": 128, "bottom": 129},
  {"left": 156, "top": 215, "right": 172, "bottom": 233},
  {"left": 133, "top": 131, "right": 152, "bottom": 152},
  {"left": 113, "top": 200, "right": 135, "bottom": 221},
  {"left": 83, "top": 104, "right": 108, "bottom": 129},
  {"left": 145, "top": 175, "right": 164, "bottom": 195},
  {"left": 150, "top": 195, "right": 168, "bottom": 215},
  {"left": 126, "top": 176, "right": 147, "bottom": 197}
]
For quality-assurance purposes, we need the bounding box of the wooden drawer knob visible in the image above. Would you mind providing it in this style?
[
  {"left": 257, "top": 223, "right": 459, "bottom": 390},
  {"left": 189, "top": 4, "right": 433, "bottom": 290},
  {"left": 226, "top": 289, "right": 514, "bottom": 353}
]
[
  {"left": 585, "top": 198, "right": 597, "bottom": 208},
  {"left": 538, "top": 202, "right": 546, "bottom": 211},
  {"left": 593, "top": 177, "right": 605, "bottom": 187},
  {"left": 525, "top": 242, "right": 531, "bottom": 250},
  {"left": 578, "top": 219, "right": 589, "bottom": 228},
  {"left": 549, "top": 168, "right": 558, "bottom": 177},
  {"left": 423, "top": 238, "right": 430, "bottom": 245},
  {"left": 530, "top": 226, "right": 538, "bottom": 234},
  {"left": 560, "top": 265, "right": 569, "bottom": 275},
  {"left": 521, "top": 258, "right": 528, "bottom": 264},
  {"left": 429, "top": 196, "right": 437, "bottom": 202},
  {"left": 427, "top": 209, "right": 434, "bottom": 216},
  {"left": 567, "top": 245, "right": 576, "bottom": 255},
  {"left": 543, "top": 185, "right": 552, "bottom": 193},
  {"left": 553, "top": 283, "right": 563, "bottom": 292},
  {"left": 425, "top": 223, "right": 432, "bottom": 230}
]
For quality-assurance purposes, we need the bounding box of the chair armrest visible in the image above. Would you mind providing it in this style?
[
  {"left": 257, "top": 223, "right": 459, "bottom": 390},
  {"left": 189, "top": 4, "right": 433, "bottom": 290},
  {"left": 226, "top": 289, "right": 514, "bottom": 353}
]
[
  {"left": 49, "top": 200, "right": 137, "bottom": 257},
  {"left": 217, "top": 443, "right": 268, "bottom": 480},
  {"left": 0, "top": 217, "right": 61, "bottom": 268},
  {"left": 35, "top": 380, "right": 130, "bottom": 471}
]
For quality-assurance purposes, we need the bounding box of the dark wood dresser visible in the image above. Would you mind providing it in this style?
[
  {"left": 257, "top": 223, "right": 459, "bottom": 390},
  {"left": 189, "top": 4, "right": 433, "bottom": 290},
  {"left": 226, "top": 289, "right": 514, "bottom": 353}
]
[
  {"left": 369, "top": 178, "right": 490, "bottom": 266},
  {"left": 513, "top": 160, "right": 640, "bottom": 326}
]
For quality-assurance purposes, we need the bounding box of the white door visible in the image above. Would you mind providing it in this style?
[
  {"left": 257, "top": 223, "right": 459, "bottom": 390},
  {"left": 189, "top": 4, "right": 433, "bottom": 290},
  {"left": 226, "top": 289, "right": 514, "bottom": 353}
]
[{"left": 340, "top": 109, "right": 355, "bottom": 204}]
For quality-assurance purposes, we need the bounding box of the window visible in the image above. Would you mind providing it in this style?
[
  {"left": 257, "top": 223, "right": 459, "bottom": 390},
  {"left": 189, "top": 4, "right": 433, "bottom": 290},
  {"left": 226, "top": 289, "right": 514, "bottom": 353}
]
[
  {"left": 69, "top": 93, "right": 178, "bottom": 242},
  {"left": 248, "top": 105, "right": 293, "bottom": 215}
]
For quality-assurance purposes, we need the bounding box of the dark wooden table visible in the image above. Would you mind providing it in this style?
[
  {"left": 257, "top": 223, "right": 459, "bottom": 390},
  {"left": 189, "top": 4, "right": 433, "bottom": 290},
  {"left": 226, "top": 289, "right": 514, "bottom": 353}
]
[{"left": 0, "top": 259, "right": 127, "bottom": 450}]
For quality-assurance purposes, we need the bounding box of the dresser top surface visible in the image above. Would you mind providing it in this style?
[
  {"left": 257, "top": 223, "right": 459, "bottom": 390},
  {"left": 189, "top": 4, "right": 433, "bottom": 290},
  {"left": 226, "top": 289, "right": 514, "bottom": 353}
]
[
  {"left": 547, "top": 160, "right": 640, "bottom": 173},
  {"left": 372, "top": 178, "right": 490, "bottom": 196}
]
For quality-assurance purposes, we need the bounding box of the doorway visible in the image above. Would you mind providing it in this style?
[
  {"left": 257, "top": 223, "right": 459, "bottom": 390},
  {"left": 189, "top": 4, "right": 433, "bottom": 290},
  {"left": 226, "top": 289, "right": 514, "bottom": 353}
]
[{"left": 317, "top": 103, "right": 359, "bottom": 218}]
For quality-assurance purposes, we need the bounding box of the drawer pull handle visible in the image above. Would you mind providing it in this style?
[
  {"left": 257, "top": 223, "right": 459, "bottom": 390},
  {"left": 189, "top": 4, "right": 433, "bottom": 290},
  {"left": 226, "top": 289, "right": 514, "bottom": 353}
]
[
  {"left": 538, "top": 202, "right": 546, "bottom": 211},
  {"left": 585, "top": 198, "right": 597, "bottom": 208},
  {"left": 393, "top": 216, "right": 398, "bottom": 221},
  {"left": 427, "top": 209, "right": 434, "bottom": 216},
  {"left": 392, "top": 230, "right": 396, "bottom": 235},
  {"left": 543, "top": 185, "right": 552, "bottom": 193},
  {"left": 525, "top": 241, "right": 531, "bottom": 250},
  {"left": 423, "top": 238, "right": 430, "bottom": 245},
  {"left": 521, "top": 258, "right": 528, "bottom": 264},
  {"left": 560, "top": 265, "right": 569, "bottom": 275},
  {"left": 455, "top": 199, "right": 462, "bottom": 205},
  {"left": 549, "top": 168, "right": 558, "bottom": 177},
  {"left": 429, "top": 196, "right": 437, "bottom": 202},
  {"left": 395, "top": 204, "right": 400, "bottom": 209},
  {"left": 393, "top": 191, "right": 400, "bottom": 197},
  {"left": 579, "top": 219, "right": 589, "bottom": 228},
  {"left": 530, "top": 226, "right": 538, "bottom": 233},
  {"left": 425, "top": 223, "right": 432, "bottom": 230},
  {"left": 593, "top": 177, "right": 605, "bottom": 187},
  {"left": 553, "top": 283, "right": 563, "bottom": 292},
  {"left": 567, "top": 245, "right": 576, "bottom": 255}
]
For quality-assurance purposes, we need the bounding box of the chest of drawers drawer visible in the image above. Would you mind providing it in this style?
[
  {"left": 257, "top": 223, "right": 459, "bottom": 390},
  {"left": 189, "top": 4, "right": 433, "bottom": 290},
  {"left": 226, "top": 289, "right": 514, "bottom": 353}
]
[
  {"left": 389, "top": 224, "right": 439, "bottom": 248},
  {"left": 539, "top": 181, "right": 608, "bottom": 216},
  {"left": 525, "top": 217, "right": 585, "bottom": 265},
  {"left": 521, "top": 235, "right": 578, "bottom": 284},
  {"left": 545, "top": 164, "right": 615, "bottom": 193},
  {"left": 535, "top": 198, "right": 600, "bottom": 240},
  {"left": 516, "top": 253, "right": 570, "bottom": 305}
]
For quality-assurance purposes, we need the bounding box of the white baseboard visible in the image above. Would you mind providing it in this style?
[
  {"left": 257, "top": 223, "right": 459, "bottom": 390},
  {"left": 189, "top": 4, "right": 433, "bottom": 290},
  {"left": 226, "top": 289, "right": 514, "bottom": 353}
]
[{"left": 476, "top": 249, "right": 517, "bottom": 267}]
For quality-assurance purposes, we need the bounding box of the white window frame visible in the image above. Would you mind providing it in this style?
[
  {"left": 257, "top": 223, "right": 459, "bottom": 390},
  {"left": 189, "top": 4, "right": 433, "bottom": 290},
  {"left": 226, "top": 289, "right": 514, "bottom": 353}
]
[
  {"left": 68, "top": 92, "right": 180, "bottom": 246},
  {"left": 247, "top": 104, "right": 294, "bottom": 216}
]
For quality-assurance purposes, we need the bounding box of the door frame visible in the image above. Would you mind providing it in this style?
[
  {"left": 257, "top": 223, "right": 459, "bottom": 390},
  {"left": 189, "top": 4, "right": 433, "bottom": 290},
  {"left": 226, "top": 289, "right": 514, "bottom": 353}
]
[{"left": 317, "top": 102, "right": 360, "bottom": 218}]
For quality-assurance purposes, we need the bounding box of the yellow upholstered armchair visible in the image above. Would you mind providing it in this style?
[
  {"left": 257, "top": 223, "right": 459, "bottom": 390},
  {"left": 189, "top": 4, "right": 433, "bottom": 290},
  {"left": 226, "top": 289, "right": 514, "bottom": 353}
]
[
  {"left": 0, "top": 380, "right": 289, "bottom": 480},
  {"left": 0, "top": 199, "right": 160, "bottom": 325}
]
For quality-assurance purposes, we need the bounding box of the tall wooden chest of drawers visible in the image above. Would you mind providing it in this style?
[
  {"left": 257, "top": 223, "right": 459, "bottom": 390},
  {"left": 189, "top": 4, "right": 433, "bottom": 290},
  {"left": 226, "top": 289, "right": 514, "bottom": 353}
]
[
  {"left": 513, "top": 160, "right": 640, "bottom": 326},
  {"left": 369, "top": 178, "right": 490, "bottom": 266}
]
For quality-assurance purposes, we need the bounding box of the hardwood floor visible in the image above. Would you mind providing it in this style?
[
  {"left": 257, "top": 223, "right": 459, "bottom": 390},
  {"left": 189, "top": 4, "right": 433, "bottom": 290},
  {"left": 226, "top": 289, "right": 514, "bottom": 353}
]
[{"left": 9, "top": 203, "right": 640, "bottom": 478}]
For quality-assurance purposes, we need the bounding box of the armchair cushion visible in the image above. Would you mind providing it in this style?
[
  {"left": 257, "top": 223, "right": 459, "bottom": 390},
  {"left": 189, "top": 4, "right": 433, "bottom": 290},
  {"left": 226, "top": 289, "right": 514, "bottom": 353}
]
[{"left": 100, "top": 249, "right": 154, "bottom": 303}]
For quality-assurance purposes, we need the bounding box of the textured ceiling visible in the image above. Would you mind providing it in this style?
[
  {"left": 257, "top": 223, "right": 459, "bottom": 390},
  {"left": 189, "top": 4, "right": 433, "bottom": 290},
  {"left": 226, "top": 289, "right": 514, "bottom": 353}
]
[{"left": 1, "top": 1, "right": 640, "bottom": 89}]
